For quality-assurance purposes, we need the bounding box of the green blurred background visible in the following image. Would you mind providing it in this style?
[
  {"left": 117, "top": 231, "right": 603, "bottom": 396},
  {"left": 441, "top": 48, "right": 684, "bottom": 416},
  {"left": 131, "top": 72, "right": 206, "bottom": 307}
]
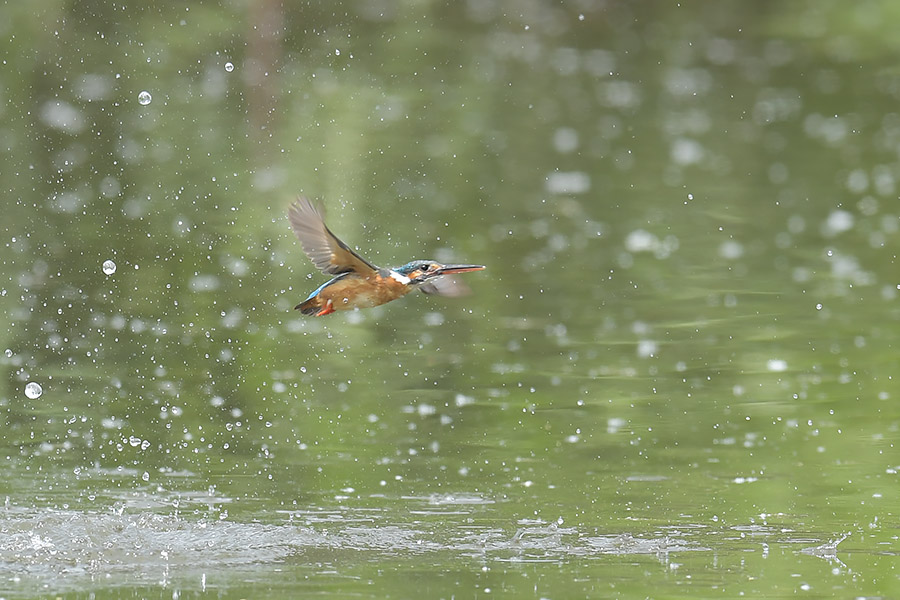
[{"left": 1, "top": 0, "right": 898, "bottom": 597}]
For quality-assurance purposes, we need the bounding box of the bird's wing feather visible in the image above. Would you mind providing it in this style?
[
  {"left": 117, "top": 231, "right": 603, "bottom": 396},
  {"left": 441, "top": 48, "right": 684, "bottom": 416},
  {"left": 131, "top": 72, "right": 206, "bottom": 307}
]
[
  {"left": 418, "top": 275, "right": 471, "bottom": 297},
  {"left": 288, "top": 198, "right": 378, "bottom": 276}
]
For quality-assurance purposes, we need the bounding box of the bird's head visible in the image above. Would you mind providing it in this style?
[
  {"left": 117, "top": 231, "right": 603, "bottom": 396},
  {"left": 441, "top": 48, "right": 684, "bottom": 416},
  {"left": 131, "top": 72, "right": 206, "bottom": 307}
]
[{"left": 394, "top": 260, "right": 485, "bottom": 284}]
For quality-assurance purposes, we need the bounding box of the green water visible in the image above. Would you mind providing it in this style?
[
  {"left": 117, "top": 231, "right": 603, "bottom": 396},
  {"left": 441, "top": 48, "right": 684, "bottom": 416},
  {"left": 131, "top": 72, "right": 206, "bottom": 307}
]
[{"left": 1, "top": 0, "right": 898, "bottom": 597}]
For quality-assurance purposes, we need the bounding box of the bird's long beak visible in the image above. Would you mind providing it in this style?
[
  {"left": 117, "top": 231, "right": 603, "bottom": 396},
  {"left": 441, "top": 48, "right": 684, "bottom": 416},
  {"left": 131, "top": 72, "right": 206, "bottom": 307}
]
[{"left": 435, "top": 264, "right": 486, "bottom": 275}]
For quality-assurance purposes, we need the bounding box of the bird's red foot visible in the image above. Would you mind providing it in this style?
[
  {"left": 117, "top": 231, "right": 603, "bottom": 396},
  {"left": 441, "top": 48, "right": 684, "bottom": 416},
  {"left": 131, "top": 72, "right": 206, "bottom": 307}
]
[{"left": 315, "top": 300, "right": 335, "bottom": 316}]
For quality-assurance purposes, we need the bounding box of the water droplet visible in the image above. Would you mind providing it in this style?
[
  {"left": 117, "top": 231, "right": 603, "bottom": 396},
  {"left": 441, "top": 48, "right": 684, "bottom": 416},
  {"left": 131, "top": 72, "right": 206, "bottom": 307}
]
[
  {"left": 25, "top": 381, "right": 42, "bottom": 399},
  {"left": 138, "top": 90, "right": 152, "bottom": 105},
  {"left": 102, "top": 259, "right": 116, "bottom": 275},
  {"left": 142, "top": 471, "right": 150, "bottom": 482},
  {"left": 766, "top": 359, "right": 788, "bottom": 372},
  {"left": 224, "top": 62, "right": 234, "bottom": 72},
  {"left": 4, "top": 348, "right": 11, "bottom": 358}
]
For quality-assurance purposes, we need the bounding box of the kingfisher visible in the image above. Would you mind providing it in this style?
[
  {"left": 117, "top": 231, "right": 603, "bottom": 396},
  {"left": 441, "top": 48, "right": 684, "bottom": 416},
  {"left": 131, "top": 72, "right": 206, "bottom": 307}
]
[{"left": 288, "top": 197, "right": 485, "bottom": 316}]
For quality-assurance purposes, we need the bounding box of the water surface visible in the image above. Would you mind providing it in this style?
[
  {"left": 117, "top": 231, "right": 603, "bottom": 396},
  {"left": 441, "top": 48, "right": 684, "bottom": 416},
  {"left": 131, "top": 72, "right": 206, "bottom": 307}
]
[{"left": 1, "top": 0, "right": 898, "bottom": 597}]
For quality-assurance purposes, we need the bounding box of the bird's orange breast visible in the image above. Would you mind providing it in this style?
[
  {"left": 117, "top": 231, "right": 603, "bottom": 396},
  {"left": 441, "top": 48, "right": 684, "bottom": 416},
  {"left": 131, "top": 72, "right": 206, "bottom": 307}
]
[{"left": 317, "top": 273, "right": 413, "bottom": 311}]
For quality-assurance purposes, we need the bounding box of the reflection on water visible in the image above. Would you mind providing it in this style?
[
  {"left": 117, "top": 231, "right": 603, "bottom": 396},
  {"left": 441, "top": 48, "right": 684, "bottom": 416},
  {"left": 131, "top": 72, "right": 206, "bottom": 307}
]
[{"left": 2, "top": 0, "right": 900, "bottom": 597}]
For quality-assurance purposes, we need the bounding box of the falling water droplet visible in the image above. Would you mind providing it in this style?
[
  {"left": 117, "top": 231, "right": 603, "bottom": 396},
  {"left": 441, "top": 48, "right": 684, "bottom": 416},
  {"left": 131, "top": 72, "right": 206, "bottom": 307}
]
[
  {"left": 138, "top": 90, "right": 152, "bottom": 105},
  {"left": 102, "top": 259, "right": 117, "bottom": 275},
  {"left": 25, "top": 381, "right": 43, "bottom": 399},
  {"left": 224, "top": 62, "right": 234, "bottom": 72}
]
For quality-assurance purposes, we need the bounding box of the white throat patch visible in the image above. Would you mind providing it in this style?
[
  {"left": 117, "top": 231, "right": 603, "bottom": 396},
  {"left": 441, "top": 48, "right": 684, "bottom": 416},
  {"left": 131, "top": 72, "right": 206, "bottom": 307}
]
[{"left": 389, "top": 270, "right": 411, "bottom": 285}]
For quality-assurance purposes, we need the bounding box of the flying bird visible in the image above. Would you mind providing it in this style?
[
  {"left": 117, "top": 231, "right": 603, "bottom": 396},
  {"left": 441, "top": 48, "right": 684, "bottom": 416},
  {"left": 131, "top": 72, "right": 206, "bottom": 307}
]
[{"left": 288, "top": 198, "right": 485, "bottom": 316}]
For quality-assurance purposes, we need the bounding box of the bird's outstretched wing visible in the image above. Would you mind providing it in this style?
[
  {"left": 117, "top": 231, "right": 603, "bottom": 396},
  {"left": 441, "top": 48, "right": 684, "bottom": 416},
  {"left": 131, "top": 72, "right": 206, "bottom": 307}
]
[{"left": 288, "top": 197, "right": 378, "bottom": 276}]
